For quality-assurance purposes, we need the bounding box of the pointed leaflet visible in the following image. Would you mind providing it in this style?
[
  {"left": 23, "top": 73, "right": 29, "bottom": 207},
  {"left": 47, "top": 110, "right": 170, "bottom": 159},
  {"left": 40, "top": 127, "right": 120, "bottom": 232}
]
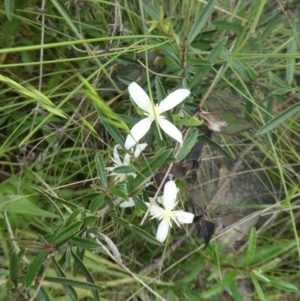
[
  {"left": 52, "top": 257, "right": 78, "bottom": 300},
  {"left": 246, "top": 227, "right": 257, "bottom": 267},
  {"left": 111, "top": 215, "right": 162, "bottom": 246},
  {"left": 25, "top": 252, "right": 47, "bottom": 289},
  {"left": 286, "top": 31, "right": 297, "bottom": 86},
  {"left": 201, "top": 270, "right": 236, "bottom": 299},
  {"left": 187, "top": 0, "right": 217, "bottom": 45},
  {"left": 256, "top": 102, "right": 300, "bottom": 135},
  {"left": 51, "top": 220, "right": 83, "bottom": 246},
  {"left": 94, "top": 153, "right": 108, "bottom": 188},
  {"left": 9, "top": 251, "right": 18, "bottom": 289},
  {"left": 71, "top": 251, "right": 100, "bottom": 301}
]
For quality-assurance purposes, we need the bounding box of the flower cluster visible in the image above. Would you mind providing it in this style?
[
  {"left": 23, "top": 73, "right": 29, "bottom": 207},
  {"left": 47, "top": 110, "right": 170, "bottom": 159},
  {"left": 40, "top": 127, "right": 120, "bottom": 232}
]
[
  {"left": 125, "top": 82, "right": 190, "bottom": 149},
  {"left": 147, "top": 180, "right": 194, "bottom": 242},
  {"left": 106, "top": 143, "right": 147, "bottom": 182},
  {"left": 106, "top": 82, "right": 193, "bottom": 243}
]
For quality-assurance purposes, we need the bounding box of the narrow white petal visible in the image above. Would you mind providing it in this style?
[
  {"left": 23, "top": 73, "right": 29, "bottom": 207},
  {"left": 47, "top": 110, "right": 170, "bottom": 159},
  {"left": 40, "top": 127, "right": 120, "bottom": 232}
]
[
  {"left": 162, "top": 181, "right": 177, "bottom": 211},
  {"left": 112, "top": 145, "right": 122, "bottom": 165},
  {"left": 156, "top": 218, "right": 170, "bottom": 243},
  {"left": 133, "top": 143, "right": 147, "bottom": 158},
  {"left": 119, "top": 198, "right": 135, "bottom": 208},
  {"left": 128, "top": 82, "right": 151, "bottom": 112},
  {"left": 125, "top": 118, "right": 153, "bottom": 149},
  {"left": 123, "top": 154, "right": 131, "bottom": 165},
  {"left": 158, "top": 89, "right": 190, "bottom": 113},
  {"left": 174, "top": 211, "right": 195, "bottom": 224},
  {"left": 148, "top": 202, "right": 165, "bottom": 218},
  {"left": 156, "top": 196, "right": 163, "bottom": 204},
  {"left": 158, "top": 118, "right": 182, "bottom": 144}
]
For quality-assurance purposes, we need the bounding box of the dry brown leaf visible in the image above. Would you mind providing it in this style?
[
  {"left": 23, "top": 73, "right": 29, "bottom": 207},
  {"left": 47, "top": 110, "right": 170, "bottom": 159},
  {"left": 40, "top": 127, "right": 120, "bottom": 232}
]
[{"left": 198, "top": 109, "right": 227, "bottom": 132}]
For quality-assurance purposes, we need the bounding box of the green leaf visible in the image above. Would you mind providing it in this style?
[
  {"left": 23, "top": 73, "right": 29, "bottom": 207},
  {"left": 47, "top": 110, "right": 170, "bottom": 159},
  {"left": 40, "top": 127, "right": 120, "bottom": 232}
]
[
  {"left": 81, "top": 76, "right": 129, "bottom": 133},
  {"left": 94, "top": 153, "right": 108, "bottom": 187},
  {"left": 255, "top": 274, "right": 299, "bottom": 293},
  {"left": 272, "top": 88, "right": 291, "bottom": 95},
  {"left": 21, "top": 49, "right": 34, "bottom": 75},
  {"left": 111, "top": 165, "right": 135, "bottom": 174},
  {"left": 219, "top": 111, "right": 251, "bottom": 135},
  {"left": 229, "top": 282, "right": 244, "bottom": 301},
  {"left": 32, "top": 187, "right": 79, "bottom": 209},
  {"left": 36, "top": 283, "right": 51, "bottom": 301},
  {"left": 0, "top": 75, "right": 67, "bottom": 119},
  {"left": 0, "top": 195, "right": 58, "bottom": 218},
  {"left": 221, "top": 50, "right": 256, "bottom": 81},
  {"left": 89, "top": 193, "right": 106, "bottom": 213},
  {"left": 109, "top": 187, "right": 129, "bottom": 200},
  {"left": 45, "top": 276, "right": 103, "bottom": 291},
  {"left": 212, "top": 20, "right": 243, "bottom": 31},
  {"left": 198, "top": 135, "right": 235, "bottom": 159},
  {"left": 256, "top": 102, "right": 300, "bottom": 135},
  {"left": 251, "top": 275, "right": 266, "bottom": 301},
  {"left": 201, "top": 270, "right": 236, "bottom": 298},
  {"left": 82, "top": 216, "right": 98, "bottom": 228},
  {"left": 52, "top": 257, "right": 78, "bottom": 301},
  {"left": 286, "top": 34, "right": 297, "bottom": 86},
  {"left": 268, "top": 71, "right": 288, "bottom": 88},
  {"left": 133, "top": 148, "right": 173, "bottom": 188},
  {"left": 237, "top": 242, "right": 295, "bottom": 266},
  {"left": 4, "top": 0, "right": 14, "bottom": 21},
  {"left": 176, "top": 129, "right": 198, "bottom": 162},
  {"left": 70, "top": 237, "right": 101, "bottom": 249},
  {"left": 283, "top": 185, "right": 300, "bottom": 206},
  {"left": 111, "top": 215, "right": 162, "bottom": 246},
  {"left": 25, "top": 252, "right": 47, "bottom": 289},
  {"left": 32, "top": 187, "right": 64, "bottom": 220},
  {"left": 187, "top": 0, "right": 217, "bottom": 45},
  {"left": 155, "top": 77, "right": 166, "bottom": 102},
  {"left": 246, "top": 227, "right": 257, "bottom": 267},
  {"left": 71, "top": 251, "right": 100, "bottom": 300},
  {"left": 51, "top": 220, "right": 83, "bottom": 246},
  {"left": 97, "top": 109, "right": 125, "bottom": 147},
  {"left": 9, "top": 251, "right": 18, "bottom": 289},
  {"left": 207, "top": 36, "right": 229, "bottom": 62},
  {"left": 190, "top": 36, "right": 228, "bottom": 87},
  {"left": 174, "top": 115, "right": 204, "bottom": 126},
  {"left": 66, "top": 207, "right": 84, "bottom": 227}
]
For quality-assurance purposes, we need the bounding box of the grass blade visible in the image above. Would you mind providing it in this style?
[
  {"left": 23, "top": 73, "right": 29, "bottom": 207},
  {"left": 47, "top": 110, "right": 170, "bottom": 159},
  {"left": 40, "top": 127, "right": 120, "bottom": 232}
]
[
  {"left": 256, "top": 102, "right": 300, "bottom": 135},
  {"left": 187, "top": 0, "right": 217, "bottom": 45}
]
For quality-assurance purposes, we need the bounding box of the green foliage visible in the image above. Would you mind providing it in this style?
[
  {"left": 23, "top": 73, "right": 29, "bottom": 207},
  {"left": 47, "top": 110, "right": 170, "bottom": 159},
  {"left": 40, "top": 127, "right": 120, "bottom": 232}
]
[{"left": 1, "top": 0, "right": 300, "bottom": 300}]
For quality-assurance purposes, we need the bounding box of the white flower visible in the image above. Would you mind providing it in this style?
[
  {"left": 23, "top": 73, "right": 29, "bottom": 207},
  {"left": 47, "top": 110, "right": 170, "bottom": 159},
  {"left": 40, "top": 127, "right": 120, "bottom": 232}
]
[
  {"left": 119, "top": 197, "right": 135, "bottom": 208},
  {"left": 147, "top": 181, "right": 194, "bottom": 243},
  {"left": 107, "top": 143, "right": 147, "bottom": 182},
  {"left": 125, "top": 82, "right": 190, "bottom": 150}
]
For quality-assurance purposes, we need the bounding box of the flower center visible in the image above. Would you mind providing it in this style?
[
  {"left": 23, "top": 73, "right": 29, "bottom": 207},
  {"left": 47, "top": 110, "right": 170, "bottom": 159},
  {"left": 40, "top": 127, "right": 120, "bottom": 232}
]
[{"left": 147, "top": 104, "right": 160, "bottom": 119}]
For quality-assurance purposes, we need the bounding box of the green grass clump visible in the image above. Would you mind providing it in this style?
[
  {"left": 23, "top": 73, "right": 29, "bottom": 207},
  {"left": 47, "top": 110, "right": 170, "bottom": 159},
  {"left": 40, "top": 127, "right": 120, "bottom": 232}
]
[{"left": 0, "top": 0, "right": 300, "bottom": 300}]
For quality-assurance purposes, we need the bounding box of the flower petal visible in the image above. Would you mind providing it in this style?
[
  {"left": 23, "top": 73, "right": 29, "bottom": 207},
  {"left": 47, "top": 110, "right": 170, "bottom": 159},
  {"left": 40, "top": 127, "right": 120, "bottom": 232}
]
[
  {"left": 158, "top": 118, "right": 182, "bottom": 144},
  {"left": 119, "top": 198, "right": 135, "bottom": 208},
  {"left": 156, "top": 196, "right": 163, "bottom": 205},
  {"left": 123, "top": 153, "right": 131, "bottom": 165},
  {"left": 158, "top": 89, "right": 190, "bottom": 113},
  {"left": 125, "top": 118, "right": 153, "bottom": 149},
  {"left": 112, "top": 144, "right": 122, "bottom": 165},
  {"left": 162, "top": 181, "right": 177, "bottom": 211},
  {"left": 156, "top": 218, "right": 170, "bottom": 243},
  {"left": 174, "top": 211, "right": 195, "bottom": 224},
  {"left": 133, "top": 143, "right": 147, "bottom": 158},
  {"left": 148, "top": 202, "right": 165, "bottom": 219},
  {"left": 128, "top": 82, "right": 151, "bottom": 112}
]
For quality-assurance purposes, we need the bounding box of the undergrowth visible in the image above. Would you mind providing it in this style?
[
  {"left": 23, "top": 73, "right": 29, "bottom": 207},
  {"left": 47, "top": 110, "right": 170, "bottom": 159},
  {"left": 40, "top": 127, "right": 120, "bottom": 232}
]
[{"left": 0, "top": 0, "right": 300, "bottom": 300}]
